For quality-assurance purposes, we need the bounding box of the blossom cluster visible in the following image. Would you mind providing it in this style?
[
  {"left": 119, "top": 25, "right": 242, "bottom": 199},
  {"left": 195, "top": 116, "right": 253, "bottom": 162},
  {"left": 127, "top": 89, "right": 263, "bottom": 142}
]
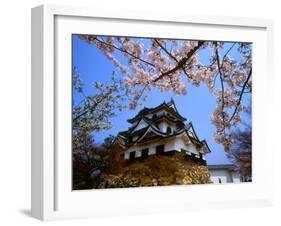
[{"left": 80, "top": 35, "right": 252, "bottom": 149}]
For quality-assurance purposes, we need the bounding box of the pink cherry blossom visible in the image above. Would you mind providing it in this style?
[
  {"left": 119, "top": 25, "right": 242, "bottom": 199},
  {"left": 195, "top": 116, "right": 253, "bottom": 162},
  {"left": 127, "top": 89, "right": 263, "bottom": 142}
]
[{"left": 79, "top": 35, "right": 252, "bottom": 149}]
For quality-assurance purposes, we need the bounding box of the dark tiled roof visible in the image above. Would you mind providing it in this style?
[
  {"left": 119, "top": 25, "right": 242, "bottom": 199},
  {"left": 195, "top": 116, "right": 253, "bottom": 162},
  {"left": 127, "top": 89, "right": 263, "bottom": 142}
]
[
  {"left": 208, "top": 164, "right": 235, "bottom": 169},
  {"left": 151, "top": 113, "right": 185, "bottom": 125},
  {"left": 127, "top": 100, "right": 186, "bottom": 123},
  {"left": 200, "top": 139, "right": 212, "bottom": 153}
]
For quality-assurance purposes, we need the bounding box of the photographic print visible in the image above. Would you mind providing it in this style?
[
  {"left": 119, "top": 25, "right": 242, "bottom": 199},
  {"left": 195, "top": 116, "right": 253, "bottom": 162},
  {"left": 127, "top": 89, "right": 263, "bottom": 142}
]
[{"left": 72, "top": 35, "right": 252, "bottom": 190}]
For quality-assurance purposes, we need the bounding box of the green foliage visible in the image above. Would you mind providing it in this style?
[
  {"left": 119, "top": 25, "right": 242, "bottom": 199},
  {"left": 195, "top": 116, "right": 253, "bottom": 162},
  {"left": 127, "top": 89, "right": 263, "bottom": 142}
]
[
  {"left": 72, "top": 70, "right": 126, "bottom": 151},
  {"left": 103, "top": 135, "right": 115, "bottom": 148},
  {"left": 72, "top": 68, "right": 128, "bottom": 190}
]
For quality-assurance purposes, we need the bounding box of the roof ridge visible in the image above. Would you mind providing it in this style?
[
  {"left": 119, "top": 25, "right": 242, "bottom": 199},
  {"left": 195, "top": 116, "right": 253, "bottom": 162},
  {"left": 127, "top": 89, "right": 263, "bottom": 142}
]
[{"left": 127, "top": 101, "right": 186, "bottom": 123}]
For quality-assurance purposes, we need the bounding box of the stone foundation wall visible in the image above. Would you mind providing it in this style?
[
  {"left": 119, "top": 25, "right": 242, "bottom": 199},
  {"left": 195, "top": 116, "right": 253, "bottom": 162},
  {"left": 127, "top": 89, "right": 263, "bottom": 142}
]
[{"left": 96, "top": 152, "right": 210, "bottom": 188}]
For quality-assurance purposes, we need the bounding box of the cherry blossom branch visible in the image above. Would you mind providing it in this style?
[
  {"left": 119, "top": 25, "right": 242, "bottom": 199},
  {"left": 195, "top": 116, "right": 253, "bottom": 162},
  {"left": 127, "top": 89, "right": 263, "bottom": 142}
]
[
  {"left": 154, "top": 39, "right": 178, "bottom": 62},
  {"left": 215, "top": 44, "right": 225, "bottom": 113},
  {"left": 90, "top": 37, "right": 156, "bottom": 68},
  {"left": 212, "top": 43, "right": 236, "bottom": 88},
  {"left": 168, "top": 75, "right": 178, "bottom": 93},
  {"left": 73, "top": 95, "right": 106, "bottom": 122},
  {"left": 153, "top": 41, "right": 204, "bottom": 82},
  {"left": 229, "top": 68, "right": 252, "bottom": 123},
  {"left": 73, "top": 78, "right": 125, "bottom": 122},
  {"left": 136, "top": 85, "right": 148, "bottom": 102},
  {"left": 153, "top": 39, "right": 191, "bottom": 78},
  {"left": 222, "top": 43, "right": 236, "bottom": 62},
  {"left": 129, "top": 83, "right": 150, "bottom": 109}
]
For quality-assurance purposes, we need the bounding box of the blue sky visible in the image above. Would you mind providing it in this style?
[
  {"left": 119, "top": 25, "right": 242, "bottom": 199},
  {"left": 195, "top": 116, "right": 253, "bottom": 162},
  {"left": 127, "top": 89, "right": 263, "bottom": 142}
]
[{"left": 72, "top": 35, "right": 251, "bottom": 165}]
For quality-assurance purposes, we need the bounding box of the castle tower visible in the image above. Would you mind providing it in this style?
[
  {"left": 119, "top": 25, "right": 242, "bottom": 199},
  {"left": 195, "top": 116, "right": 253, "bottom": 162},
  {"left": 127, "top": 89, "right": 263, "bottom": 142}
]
[{"left": 115, "top": 99, "right": 211, "bottom": 164}]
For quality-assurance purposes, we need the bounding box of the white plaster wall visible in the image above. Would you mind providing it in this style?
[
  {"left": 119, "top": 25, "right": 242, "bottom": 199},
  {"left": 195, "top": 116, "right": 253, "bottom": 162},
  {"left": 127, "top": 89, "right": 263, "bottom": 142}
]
[
  {"left": 135, "top": 150, "right": 142, "bottom": 158},
  {"left": 174, "top": 137, "right": 200, "bottom": 155},
  {"left": 125, "top": 137, "right": 176, "bottom": 158},
  {"left": 126, "top": 144, "right": 155, "bottom": 157},
  {"left": 124, "top": 135, "right": 203, "bottom": 159},
  {"left": 174, "top": 137, "right": 184, "bottom": 151},
  {"left": 158, "top": 121, "right": 168, "bottom": 133},
  {"left": 126, "top": 146, "right": 138, "bottom": 153},
  {"left": 158, "top": 121, "right": 176, "bottom": 133},
  {"left": 209, "top": 169, "right": 233, "bottom": 183},
  {"left": 124, "top": 147, "right": 142, "bottom": 159},
  {"left": 124, "top": 152, "right": 130, "bottom": 160},
  {"left": 170, "top": 124, "right": 176, "bottom": 133},
  {"left": 148, "top": 146, "right": 156, "bottom": 155},
  {"left": 163, "top": 139, "right": 176, "bottom": 152},
  {"left": 124, "top": 135, "right": 204, "bottom": 159},
  {"left": 133, "top": 119, "right": 148, "bottom": 131},
  {"left": 185, "top": 143, "right": 199, "bottom": 155},
  {"left": 231, "top": 172, "right": 241, "bottom": 183}
]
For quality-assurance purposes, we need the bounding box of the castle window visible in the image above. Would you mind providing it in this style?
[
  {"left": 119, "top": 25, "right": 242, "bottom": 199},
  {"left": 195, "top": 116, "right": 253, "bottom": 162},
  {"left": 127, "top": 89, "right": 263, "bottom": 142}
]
[
  {"left": 141, "top": 148, "right": 149, "bottom": 158},
  {"left": 166, "top": 127, "right": 172, "bottom": 134},
  {"left": 156, "top": 144, "right": 165, "bottom": 155},
  {"left": 129, "top": 151, "right": 135, "bottom": 160}
]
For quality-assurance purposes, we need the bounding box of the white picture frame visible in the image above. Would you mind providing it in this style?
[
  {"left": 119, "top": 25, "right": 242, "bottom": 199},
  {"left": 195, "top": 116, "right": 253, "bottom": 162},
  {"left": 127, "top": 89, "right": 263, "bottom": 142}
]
[{"left": 31, "top": 4, "right": 274, "bottom": 221}]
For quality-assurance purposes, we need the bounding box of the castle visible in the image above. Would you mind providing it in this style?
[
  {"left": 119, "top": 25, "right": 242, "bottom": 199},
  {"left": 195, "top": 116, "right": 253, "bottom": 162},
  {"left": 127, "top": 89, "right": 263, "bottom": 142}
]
[{"left": 115, "top": 99, "right": 211, "bottom": 164}]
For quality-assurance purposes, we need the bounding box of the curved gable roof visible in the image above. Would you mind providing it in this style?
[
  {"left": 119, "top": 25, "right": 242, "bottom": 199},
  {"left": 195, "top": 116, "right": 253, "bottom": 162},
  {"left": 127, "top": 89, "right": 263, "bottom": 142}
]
[{"left": 127, "top": 101, "right": 186, "bottom": 123}]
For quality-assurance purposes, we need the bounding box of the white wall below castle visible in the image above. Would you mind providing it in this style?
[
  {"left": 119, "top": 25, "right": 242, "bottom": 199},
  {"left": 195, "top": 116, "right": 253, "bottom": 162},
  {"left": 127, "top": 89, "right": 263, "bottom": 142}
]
[
  {"left": 231, "top": 172, "right": 241, "bottom": 183},
  {"left": 209, "top": 169, "right": 241, "bottom": 184}
]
